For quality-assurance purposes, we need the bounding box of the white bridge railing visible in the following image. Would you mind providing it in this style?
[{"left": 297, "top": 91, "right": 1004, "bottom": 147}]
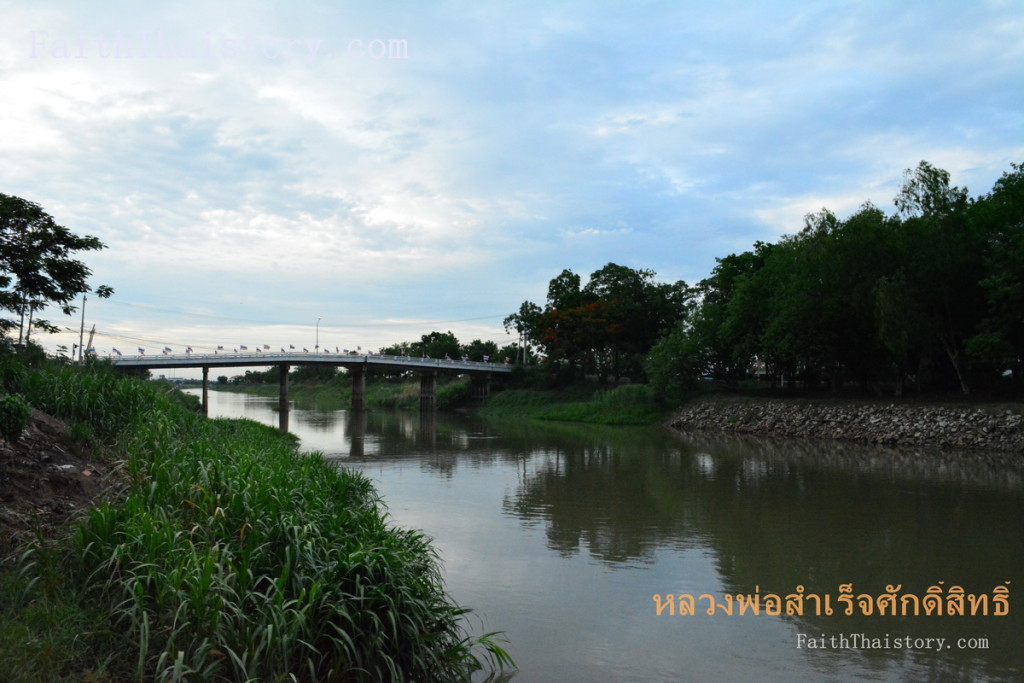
[{"left": 108, "top": 351, "right": 513, "bottom": 373}]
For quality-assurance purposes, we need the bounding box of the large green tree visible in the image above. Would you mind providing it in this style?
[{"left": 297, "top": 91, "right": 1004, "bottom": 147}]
[
  {"left": 889, "top": 162, "right": 983, "bottom": 394},
  {"left": 503, "top": 300, "right": 543, "bottom": 364},
  {"left": 968, "top": 162, "right": 1024, "bottom": 380},
  {"left": 512, "top": 263, "right": 690, "bottom": 382},
  {"left": 0, "top": 194, "right": 112, "bottom": 342}
]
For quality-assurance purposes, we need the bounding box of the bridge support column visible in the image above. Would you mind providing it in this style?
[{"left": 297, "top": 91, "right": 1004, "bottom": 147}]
[
  {"left": 347, "top": 410, "right": 367, "bottom": 458},
  {"left": 420, "top": 371, "right": 436, "bottom": 412},
  {"left": 278, "top": 364, "right": 290, "bottom": 432},
  {"left": 471, "top": 372, "right": 491, "bottom": 402},
  {"left": 201, "top": 366, "right": 209, "bottom": 416},
  {"left": 350, "top": 367, "right": 366, "bottom": 412}
]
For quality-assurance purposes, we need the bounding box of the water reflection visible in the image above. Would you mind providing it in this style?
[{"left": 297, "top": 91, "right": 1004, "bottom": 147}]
[{"left": 191, "top": 390, "right": 1024, "bottom": 682}]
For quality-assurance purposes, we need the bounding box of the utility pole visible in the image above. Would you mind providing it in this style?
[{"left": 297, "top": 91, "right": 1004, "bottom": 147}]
[
  {"left": 315, "top": 315, "right": 322, "bottom": 353},
  {"left": 78, "top": 294, "right": 87, "bottom": 361}
]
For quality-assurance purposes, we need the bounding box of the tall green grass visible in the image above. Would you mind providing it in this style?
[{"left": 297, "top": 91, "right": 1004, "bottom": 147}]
[
  {"left": 482, "top": 383, "right": 666, "bottom": 425},
  {"left": 225, "top": 376, "right": 475, "bottom": 412},
  {"left": 2, "top": 360, "right": 513, "bottom": 681}
]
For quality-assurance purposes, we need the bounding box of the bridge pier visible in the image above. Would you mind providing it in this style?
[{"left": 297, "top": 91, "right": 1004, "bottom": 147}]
[
  {"left": 279, "top": 363, "right": 290, "bottom": 432},
  {"left": 201, "top": 366, "right": 209, "bottom": 416},
  {"left": 350, "top": 367, "right": 366, "bottom": 412},
  {"left": 347, "top": 410, "right": 367, "bottom": 458},
  {"left": 420, "top": 371, "right": 436, "bottom": 412},
  {"left": 471, "top": 372, "right": 491, "bottom": 402}
]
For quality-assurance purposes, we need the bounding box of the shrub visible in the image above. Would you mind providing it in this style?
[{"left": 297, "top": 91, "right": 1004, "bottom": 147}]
[{"left": 0, "top": 394, "right": 30, "bottom": 443}]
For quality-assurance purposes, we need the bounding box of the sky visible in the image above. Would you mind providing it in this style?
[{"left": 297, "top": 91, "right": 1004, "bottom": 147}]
[{"left": 2, "top": 1, "right": 1023, "bottom": 368}]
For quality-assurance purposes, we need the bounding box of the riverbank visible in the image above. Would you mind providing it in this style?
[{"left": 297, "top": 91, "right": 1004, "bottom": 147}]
[
  {"left": 0, "top": 361, "right": 511, "bottom": 680},
  {"left": 668, "top": 394, "right": 1024, "bottom": 452},
  {"left": 479, "top": 383, "right": 665, "bottom": 425},
  {"left": 219, "top": 375, "right": 472, "bottom": 411}
]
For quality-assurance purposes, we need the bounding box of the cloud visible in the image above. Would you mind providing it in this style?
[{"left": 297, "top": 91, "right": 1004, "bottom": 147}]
[{"left": 3, "top": 1, "right": 1022, "bottom": 358}]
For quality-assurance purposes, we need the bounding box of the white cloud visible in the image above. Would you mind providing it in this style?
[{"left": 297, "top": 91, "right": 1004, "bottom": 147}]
[{"left": 2, "top": 0, "right": 1022, "bottom": 355}]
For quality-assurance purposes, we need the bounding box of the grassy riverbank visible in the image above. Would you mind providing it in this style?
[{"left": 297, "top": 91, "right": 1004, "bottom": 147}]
[
  {"left": 220, "top": 373, "right": 671, "bottom": 426},
  {"left": 479, "top": 383, "right": 669, "bottom": 425},
  {"left": 0, "top": 359, "right": 511, "bottom": 681},
  {"left": 220, "top": 375, "right": 474, "bottom": 411}
]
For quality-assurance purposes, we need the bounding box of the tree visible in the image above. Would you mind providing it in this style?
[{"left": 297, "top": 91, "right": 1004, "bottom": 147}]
[
  {"left": 509, "top": 264, "right": 690, "bottom": 383},
  {"left": 503, "top": 300, "right": 542, "bottom": 364},
  {"left": 646, "top": 325, "right": 704, "bottom": 401},
  {"left": 691, "top": 244, "right": 773, "bottom": 384},
  {"left": 890, "top": 162, "right": 981, "bottom": 394},
  {"left": 968, "top": 162, "right": 1024, "bottom": 380},
  {"left": 0, "top": 194, "right": 112, "bottom": 343},
  {"left": 411, "top": 331, "right": 461, "bottom": 359},
  {"left": 583, "top": 263, "right": 692, "bottom": 380},
  {"left": 460, "top": 339, "right": 498, "bottom": 362}
]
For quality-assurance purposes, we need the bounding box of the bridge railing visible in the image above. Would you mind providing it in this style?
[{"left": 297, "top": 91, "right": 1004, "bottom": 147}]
[{"left": 107, "top": 351, "right": 512, "bottom": 371}]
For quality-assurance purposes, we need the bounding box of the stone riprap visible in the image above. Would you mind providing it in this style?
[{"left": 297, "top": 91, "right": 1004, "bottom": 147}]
[{"left": 669, "top": 397, "right": 1024, "bottom": 452}]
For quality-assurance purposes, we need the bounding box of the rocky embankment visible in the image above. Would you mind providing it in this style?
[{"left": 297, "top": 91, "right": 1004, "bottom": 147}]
[{"left": 669, "top": 397, "right": 1024, "bottom": 452}]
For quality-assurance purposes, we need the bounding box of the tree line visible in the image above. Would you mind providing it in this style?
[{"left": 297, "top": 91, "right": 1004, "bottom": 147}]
[
  {"left": 507, "top": 161, "right": 1024, "bottom": 398},
  {"left": 4, "top": 160, "right": 1022, "bottom": 399}
]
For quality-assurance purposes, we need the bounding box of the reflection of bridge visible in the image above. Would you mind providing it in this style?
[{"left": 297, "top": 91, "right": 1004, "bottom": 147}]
[{"left": 111, "top": 352, "right": 512, "bottom": 431}]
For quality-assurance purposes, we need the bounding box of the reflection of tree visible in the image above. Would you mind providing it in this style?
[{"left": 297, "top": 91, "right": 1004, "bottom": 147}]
[
  {"left": 503, "top": 437, "right": 699, "bottom": 563},
  {"left": 499, "top": 424, "right": 1024, "bottom": 679}
]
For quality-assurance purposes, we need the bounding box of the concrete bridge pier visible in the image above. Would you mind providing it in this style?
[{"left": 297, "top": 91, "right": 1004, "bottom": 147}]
[
  {"left": 420, "top": 371, "right": 436, "bottom": 412},
  {"left": 278, "top": 363, "right": 290, "bottom": 432},
  {"left": 471, "top": 372, "right": 491, "bottom": 402},
  {"left": 350, "top": 367, "right": 366, "bottom": 412},
  {"left": 347, "top": 410, "right": 367, "bottom": 458},
  {"left": 201, "top": 366, "right": 209, "bottom": 415}
]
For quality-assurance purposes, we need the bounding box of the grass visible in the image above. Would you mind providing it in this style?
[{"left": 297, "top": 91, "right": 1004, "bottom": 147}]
[
  {"left": 222, "top": 375, "right": 475, "bottom": 412},
  {"left": 481, "top": 383, "right": 668, "bottom": 425},
  {"left": 0, "top": 358, "right": 514, "bottom": 681}
]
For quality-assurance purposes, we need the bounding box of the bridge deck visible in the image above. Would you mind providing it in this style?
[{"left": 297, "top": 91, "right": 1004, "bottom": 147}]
[{"left": 109, "top": 352, "right": 512, "bottom": 373}]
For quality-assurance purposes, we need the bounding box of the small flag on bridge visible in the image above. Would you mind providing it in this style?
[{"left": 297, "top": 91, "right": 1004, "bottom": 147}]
[
  {"left": 186, "top": 347, "right": 193, "bottom": 353},
  {"left": 217, "top": 345, "right": 224, "bottom": 350},
  {"left": 303, "top": 348, "right": 309, "bottom": 352},
  {"left": 289, "top": 344, "right": 295, "bottom": 350},
  {"left": 240, "top": 345, "right": 248, "bottom": 350},
  {"left": 138, "top": 348, "right": 145, "bottom": 355},
  {"left": 264, "top": 344, "right": 270, "bottom": 349},
  {"left": 483, "top": 355, "right": 490, "bottom": 361},
  {"left": 112, "top": 348, "right": 122, "bottom": 356}
]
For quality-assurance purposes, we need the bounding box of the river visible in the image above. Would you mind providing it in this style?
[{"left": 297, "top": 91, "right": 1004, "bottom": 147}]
[{"left": 189, "top": 389, "right": 1023, "bottom": 682}]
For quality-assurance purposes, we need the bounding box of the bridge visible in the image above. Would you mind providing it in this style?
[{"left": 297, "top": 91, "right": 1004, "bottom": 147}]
[{"left": 110, "top": 352, "right": 512, "bottom": 431}]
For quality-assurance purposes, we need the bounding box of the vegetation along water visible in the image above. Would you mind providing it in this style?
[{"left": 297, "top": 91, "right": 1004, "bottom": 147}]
[{"left": 0, "top": 352, "right": 513, "bottom": 681}]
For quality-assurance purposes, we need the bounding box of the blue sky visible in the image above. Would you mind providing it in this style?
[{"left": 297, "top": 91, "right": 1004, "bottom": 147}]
[{"left": 3, "top": 1, "right": 1023, "bottom": 361}]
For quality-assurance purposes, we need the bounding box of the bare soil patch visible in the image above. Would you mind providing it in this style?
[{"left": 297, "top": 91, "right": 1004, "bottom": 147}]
[{"left": 0, "top": 408, "right": 121, "bottom": 564}]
